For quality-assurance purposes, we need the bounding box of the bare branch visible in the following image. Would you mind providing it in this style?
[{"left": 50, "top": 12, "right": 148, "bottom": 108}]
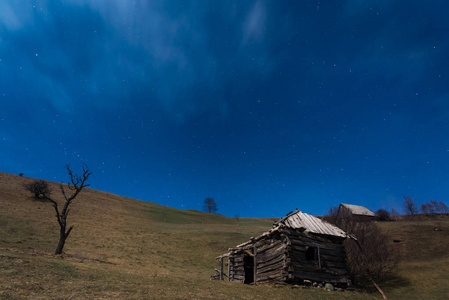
[{"left": 35, "top": 164, "right": 91, "bottom": 255}]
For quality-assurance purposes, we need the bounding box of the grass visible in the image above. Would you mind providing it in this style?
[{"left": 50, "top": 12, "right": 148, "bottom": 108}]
[{"left": 1, "top": 171, "right": 448, "bottom": 299}]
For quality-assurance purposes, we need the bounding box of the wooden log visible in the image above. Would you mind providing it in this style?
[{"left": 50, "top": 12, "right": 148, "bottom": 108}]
[
  {"left": 320, "top": 261, "right": 347, "bottom": 269},
  {"left": 290, "top": 271, "right": 349, "bottom": 284},
  {"left": 257, "top": 254, "right": 285, "bottom": 270},
  {"left": 257, "top": 258, "right": 285, "bottom": 275},
  {"left": 257, "top": 239, "right": 283, "bottom": 253},
  {"left": 288, "top": 237, "right": 344, "bottom": 252},
  {"left": 219, "top": 257, "right": 224, "bottom": 280},
  {"left": 253, "top": 245, "right": 257, "bottom": 285},
  {"left": 290, "top": 262, "right": 348, "bottom": 276},
  {"left": 228, "top": 257, "right": 231, "bottom": 281}
]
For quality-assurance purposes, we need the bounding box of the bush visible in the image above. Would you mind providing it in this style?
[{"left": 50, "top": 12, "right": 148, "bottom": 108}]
[
  {"left": 23, "top": 180, "right": 51, "bottom": 198},
  {"left": 375, "top": 209, "right": 390, "bottom": 221}
]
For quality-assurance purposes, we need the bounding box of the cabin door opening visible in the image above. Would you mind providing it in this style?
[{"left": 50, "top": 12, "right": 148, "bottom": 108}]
[{"left": 243, "top": 255, "right": 254, "bottom": 284}]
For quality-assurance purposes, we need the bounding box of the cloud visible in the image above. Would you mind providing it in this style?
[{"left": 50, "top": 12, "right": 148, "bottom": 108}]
[
  {"left": 0, "top": 2, "right": 24, "bottom": 30},
  {"left": 242, "top": 0, "right": 267, "bottom": 44}
]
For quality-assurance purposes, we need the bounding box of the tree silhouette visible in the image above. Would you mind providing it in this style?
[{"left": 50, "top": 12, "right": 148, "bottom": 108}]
[
  {"left": 23, "top": 179, "right": 51, "bottom": 199},
  {"left": 42, "top": 165, "right": 91, "bottom": 254},
  {"left": 203, "top": 197, "right": 217, "bottom": 213},
  {"left": 403, "top": 196, "right": 419, "bottom": 217}
]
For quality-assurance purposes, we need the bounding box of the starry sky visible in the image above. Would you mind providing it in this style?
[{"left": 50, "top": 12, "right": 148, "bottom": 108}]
[{"left": 1, "top": 1, "right": 449, "bottom": 218}]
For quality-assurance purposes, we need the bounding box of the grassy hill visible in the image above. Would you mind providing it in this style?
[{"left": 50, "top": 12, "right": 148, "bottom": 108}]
[{"left": 1, "top": 171, "right": 448, "bottom": 299}]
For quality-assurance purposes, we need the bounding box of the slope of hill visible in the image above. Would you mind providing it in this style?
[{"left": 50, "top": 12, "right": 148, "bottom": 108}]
[{"left": 1, "top": 171, "right": 448, "bottom": 299}]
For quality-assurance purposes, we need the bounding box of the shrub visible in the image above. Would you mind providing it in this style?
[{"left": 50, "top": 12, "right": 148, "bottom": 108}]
[
  {"left": 375, "top": 209, "right": 390, "bottom": 221},
  {"left": 344, "top": 221, "right": 400, "bottom": 282},
  {"left": 23, "top": 180, "right": 51, "bottom": 198}
]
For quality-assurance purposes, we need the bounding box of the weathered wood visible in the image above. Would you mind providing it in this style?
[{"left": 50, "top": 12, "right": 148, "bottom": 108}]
[
  {"left": 320, "top": 260, "right": 347, "bottom": 269},
  {"left": 228, "top": 257, "right": 231, "bottom": 281},
  {"left": 257, "top": 258, "right": 286, "bottom": 274},
  {"left": 288, "top": 236, "right": 344, "bottom": 252},
  {"left": 219, "top": 257, "right": 224, "bottom": 280},
  {"left": 258, "top": 247, "right": 283, "bottom": 260},
  {"left": 257, "top": 239, "right": 283, "bottom": 253},
  {"left": 317, "top": 247, "right": 321, "bottom": 269},
  {"left": 290, "top": 262, "right": 348, "bottom": 276},
  {"left": 253, "top": 245, "right": 257, "bottom": 285},
  {"left": 290, "top": 271, "right": 350, "bottom": 284},
  {"left": 257, "top": 254, "right": 285, "bottom": 270}
]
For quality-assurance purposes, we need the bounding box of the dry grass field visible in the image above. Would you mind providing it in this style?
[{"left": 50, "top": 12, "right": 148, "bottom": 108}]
[{"left": 1, "top": 171, "right": 448, "bottom": 299}]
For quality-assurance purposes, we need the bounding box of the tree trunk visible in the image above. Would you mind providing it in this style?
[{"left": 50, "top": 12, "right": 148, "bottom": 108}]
[{"left": 55, "top": 227, "right": 67, "bottom": 255}]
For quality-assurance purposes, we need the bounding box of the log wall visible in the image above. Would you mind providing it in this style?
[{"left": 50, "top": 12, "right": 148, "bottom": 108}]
[{"left": 226, "top": 227, "right": 350, "bottom": 286}]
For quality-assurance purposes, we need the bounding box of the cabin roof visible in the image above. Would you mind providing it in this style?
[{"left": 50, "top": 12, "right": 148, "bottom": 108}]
[
  {"left": 339, "top": 203, "right": 375, "bottom": 216},
  {"left": 274, "top": 210, "right": 348, "bottom": 238}
]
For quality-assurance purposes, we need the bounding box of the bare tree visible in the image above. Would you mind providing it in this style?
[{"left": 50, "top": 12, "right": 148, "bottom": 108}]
[
  {"left": 23, "top": 179, "right": 51, "bottom": 199},
  {"left": 203, "top": 197, "right": 217, "bottom": 213},
  {"left": 234, "top": 214, "right": 240, "bottom": 225},
  {"left": 429, "top": 200, "right": 440, "bottom": 213},
  {"left": 343, "top": 220, "right": 400, "bottom": 285},
  {"left": 322, "top": 206, "right": 339, "bottom": 224},
  {"left": 421, "top": 203, "right": 429, "bottom": 215},
  {"left": 43, "top": 165, "right": 91, "bottom": 255},
  {"left": 439, "top": 201, "right": 449, "bottom": 213},
  {"left": 403, "top": 196, "right": 419, "bottom": 217}
]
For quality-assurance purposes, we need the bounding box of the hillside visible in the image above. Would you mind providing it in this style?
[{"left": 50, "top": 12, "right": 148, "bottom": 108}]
[{"left": 1, "top": 171, "right": 448, "bottom": 299}]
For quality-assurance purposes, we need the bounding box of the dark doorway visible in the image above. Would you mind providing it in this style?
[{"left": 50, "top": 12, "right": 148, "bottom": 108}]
[{"left": 243, "top": 255, "right": 254, "bottom": 284}]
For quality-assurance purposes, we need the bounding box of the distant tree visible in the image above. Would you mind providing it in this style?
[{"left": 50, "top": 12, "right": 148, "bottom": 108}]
[
  {"left": 203, "top": 197, "right": 217, "bottom": 213},
  {"left": 42, "top": 165, "right": 91, "bottom": 255},
  {"left": 439, "top": 201, "right": 449, "bottom": 213},
  {"left": 234, "top": 214, "right": 240, "bottom": 225},
  {"left": 429, "top": 200, "right": 440, "bottom": 213},
  {"left": 344, "top": 221, "right": 400, "bottom": 289},
  {"left": 421, "top": 203, "right": 429, "bottom": 215},
  {"left": 403, "top": 196, "right": 419, "bottom": 217},
  {"left": 19, "top": 173, "right": 24, "bottom": 177},
  {"left": 421, "top": 200, "right": 447, "bottom": 215},
  {"left": 23, "top": 179, "right": 51, "bottom": 199},
  {"left": 375, "top": 209, "right": 390, "bottom": 221},
  {"left": 323, "top": 206, "right": 339, "bottom": 224}
]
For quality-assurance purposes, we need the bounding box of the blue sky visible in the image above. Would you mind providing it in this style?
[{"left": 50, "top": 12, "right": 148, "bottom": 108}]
[{"left": 1, "top": 1, "right": 449, "bottom": 217}]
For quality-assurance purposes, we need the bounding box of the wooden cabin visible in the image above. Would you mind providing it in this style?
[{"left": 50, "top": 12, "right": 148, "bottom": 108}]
[
  {"left": 213, "top": 210, "right": 353, "bottom": 286},
  {"left": 336, "top": 203, "right": 376, "bottom": 223}
]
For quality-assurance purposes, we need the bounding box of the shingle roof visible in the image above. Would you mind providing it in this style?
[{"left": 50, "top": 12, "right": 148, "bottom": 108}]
[
  {"left": 339, "top": 203, "right": 375, "bottom": 216},
  {"left": 274, "top": 210, "right": 348, "bottom": 238}
]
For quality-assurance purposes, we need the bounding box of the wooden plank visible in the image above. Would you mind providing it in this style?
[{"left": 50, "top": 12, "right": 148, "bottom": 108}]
[
  {"left": 253, "top": 245, "right": 257, "bottom": 285},
  {"left": 227, "top": 257, "right": 231, "bottom": 281},
  {"left": 219, "top": 257, "right": 224, "bottom": 280},
  {"left": 257, "top": 239, "right": 283, "bottom": 253},
  {"left": 257, "top": 259, "right": 285, "bottom": 275},
  {"left": 290, "top": 271, "right": 349, "bottom": 284},
  {"left": 290, "top": 262, "right": 348, "bottom": 276},
  {"left": 321, "top": 261, "right": 347, "bottom": 269},
  {"left": 289, "top": 237, "right": 343, "bottom": 252},
  {"left": 257, "top": 251, "right": 285, "bottom": 267}
]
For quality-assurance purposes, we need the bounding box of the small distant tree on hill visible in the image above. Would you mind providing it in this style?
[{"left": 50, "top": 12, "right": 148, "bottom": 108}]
[
  {"left": 421, "top": 203, "right": 429, "bottom": 215},
  {"left": 403, "top": 196, "right": 419, "bottom": 217},
  {"left": 35, "top": 165, "right": 91, "bottom": 255},
  {"left": 23, "top": 179, "right": 51, "bottom": 199},
  {"left": 323, "top": 206, "right": 339, "bottom": 224},
  {"left": 234, "top": 214, "right": 240, "bottom": 225},
  {"left": 439, "top": 201, "right": 449, "bottom": 213},
  {"left": 421, "top": 200, "right": 448, "bottom": 215},
  {"left": 203, "top": 197, "right": 217, "bottom": 213},
  {"left": 375, "top": 209, "right": 390, "bottom": 221}
]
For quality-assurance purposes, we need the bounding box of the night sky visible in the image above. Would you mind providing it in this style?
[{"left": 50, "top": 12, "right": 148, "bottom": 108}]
[{"left": 1, "top": 1, "right": 449, "bottom": 218}]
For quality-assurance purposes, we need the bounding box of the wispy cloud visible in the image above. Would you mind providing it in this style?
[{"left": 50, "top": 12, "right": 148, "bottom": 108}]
[{"left": 242, "top": 0, "right": 266, "bottom": 44}]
